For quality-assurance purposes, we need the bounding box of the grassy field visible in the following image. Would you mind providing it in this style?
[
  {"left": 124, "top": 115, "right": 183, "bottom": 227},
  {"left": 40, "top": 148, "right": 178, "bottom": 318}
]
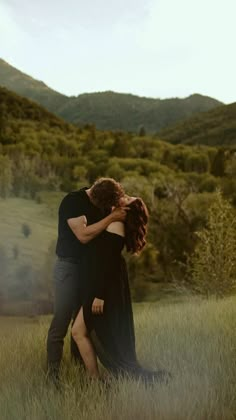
[
  {"left": 0, "top": 297, "right": 236, "bottom": 420},
  {"left": 0, "top": 195, "right": 61, "bottom": 274}
]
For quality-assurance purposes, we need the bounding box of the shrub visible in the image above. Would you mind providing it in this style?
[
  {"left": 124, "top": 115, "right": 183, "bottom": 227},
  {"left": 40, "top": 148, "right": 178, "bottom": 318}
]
[
  {"left": 22, "top": 223, "right": 32, "bottom": 238},
  {"left": 188, "top": 190, "right": 236, "bottom": 297}
]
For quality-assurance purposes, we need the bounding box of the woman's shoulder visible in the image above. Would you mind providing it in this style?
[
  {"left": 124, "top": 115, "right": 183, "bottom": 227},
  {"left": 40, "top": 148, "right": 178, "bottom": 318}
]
[{"left": 106, "top": 221, "right": 125, "bottom": 237}]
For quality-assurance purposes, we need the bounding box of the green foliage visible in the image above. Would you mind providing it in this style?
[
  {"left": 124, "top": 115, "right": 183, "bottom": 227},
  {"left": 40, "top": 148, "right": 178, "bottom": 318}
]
[
  {"left": 125, "top": 244, "right": 159, "bottom": 301},
  {"left": 225, "top": 152, "right": 236, "bottom": 177},
  {"left": 160, "top": 103, "right": 236, "bottom": 146},
  {"left": 184, "top": 152, "right": 209, "bottom": 173},
  {"left": 111, "top": 133, "right": 132, "bottom": 157},
  {"left": 0, "top": 155, "right": 12, "bottom": 197},
  {"left": 198, "top": 174, "right": 219, "bottom": 192},
  {"left": 58, "top": 92, "right": 222, "bottom": 134},
  {"left": 188, "top": 191, "right": 236, "bottom": 297},
  {"left": 139, "top": 126, "right": 146, "bottom": 137},
  {"left": 211, "top": 149, "right": 225, "bottom": 176}
]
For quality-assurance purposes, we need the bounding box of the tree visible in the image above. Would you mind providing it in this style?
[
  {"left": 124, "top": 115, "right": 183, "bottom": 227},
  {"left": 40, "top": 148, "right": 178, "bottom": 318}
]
[
  {"left": 0, "top": 103, "right": 7, "bottom": 143},
  {"left": 185, "top": 152, "right": 209, "bottom": 173},
  {"left": 139, "top": 126, "right": 146, "bottom": 137},
  {"left": 111, "top": 134, "right": 132, "bottom": 157},
  {"left": 106, "top": 162, "right": 124, "bottom": 181},
  {"left": 211, "top": 149, "right": 225, "bottom": 177},
  {"left": 22, "top": 223, "right": 32, "bottom": 238},
  {"left": 0, "top": 155, "right": 12, "bottom": 198},
  {"left": 188, "top": 190, "right": 236, "bottom": 297}
]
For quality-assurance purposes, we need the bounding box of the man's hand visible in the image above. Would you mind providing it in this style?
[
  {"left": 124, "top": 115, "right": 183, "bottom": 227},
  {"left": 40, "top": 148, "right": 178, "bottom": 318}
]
[
  {"left": 92, "top": 298, "right": 104, "bottom": 315},
  {"left": 110, "top": 207, "right": 129, "bottom": 223}
]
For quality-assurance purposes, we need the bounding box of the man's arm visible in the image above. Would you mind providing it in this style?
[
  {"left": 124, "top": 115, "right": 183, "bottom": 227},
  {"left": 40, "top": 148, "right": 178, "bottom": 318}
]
[{"left": 67, "top": 207, "right": 128, "bottom": 244}]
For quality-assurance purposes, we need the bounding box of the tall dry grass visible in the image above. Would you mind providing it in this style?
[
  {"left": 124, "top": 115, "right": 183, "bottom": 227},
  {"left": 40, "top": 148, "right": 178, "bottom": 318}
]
[{"left": 0, "top": 297, "right": 235, "bottom": 420}]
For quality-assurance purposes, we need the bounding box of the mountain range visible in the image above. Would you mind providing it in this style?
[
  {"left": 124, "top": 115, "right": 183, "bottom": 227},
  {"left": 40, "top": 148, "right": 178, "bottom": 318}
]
[{"left": 0, "top": 58, "right": 223, "bottom": 134}]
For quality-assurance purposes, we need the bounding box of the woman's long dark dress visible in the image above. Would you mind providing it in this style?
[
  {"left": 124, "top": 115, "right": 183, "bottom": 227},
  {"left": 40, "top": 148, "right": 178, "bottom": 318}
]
[{"left": 78, "top": 230, "right": 168, "bottom": 382}]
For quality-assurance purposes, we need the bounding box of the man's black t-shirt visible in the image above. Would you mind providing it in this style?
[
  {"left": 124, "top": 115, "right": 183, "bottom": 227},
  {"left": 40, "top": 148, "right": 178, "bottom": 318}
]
[{"left": 56, "top": 187, "right": 103, "bottom": 259}]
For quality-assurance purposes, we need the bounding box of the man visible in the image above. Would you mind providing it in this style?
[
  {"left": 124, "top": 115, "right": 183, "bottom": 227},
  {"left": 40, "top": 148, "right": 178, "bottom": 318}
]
[{"left": 47, "top": 178, "right": 127, "bottom": 383}]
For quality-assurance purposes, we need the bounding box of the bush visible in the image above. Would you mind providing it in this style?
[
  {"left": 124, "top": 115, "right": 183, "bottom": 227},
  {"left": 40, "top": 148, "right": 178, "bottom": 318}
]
[
  {"left": 22, "top": 223, "right": 32, "bottom": 238},
  {"left": 188, "top": 190, "right": 236, "bottom": 297},
  {"left": 0, "top": 155, "right": 12, "bottom": 197}
]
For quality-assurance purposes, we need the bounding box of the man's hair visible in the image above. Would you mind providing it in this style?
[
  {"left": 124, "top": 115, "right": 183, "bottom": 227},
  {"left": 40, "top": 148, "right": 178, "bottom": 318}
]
[{"left": 90, "top": 178, "right": 124, "bottom": 212}]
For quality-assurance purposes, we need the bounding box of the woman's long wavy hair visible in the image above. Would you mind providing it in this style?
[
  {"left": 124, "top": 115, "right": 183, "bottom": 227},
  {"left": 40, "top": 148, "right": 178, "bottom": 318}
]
[{"left": 125, "top": 198, "right": 149, "bottom": 254}]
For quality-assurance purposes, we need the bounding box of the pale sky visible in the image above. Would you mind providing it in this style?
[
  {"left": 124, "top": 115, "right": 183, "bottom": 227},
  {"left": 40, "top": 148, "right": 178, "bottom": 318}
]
[{"left": 0, "top": 0, "right": 235, "bottom": 103}]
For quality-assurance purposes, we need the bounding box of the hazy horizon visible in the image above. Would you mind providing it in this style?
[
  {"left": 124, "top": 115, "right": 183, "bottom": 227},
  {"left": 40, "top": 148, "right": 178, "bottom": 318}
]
[{"left": 0, "top": 0, "right": 235, "bottom": 104}]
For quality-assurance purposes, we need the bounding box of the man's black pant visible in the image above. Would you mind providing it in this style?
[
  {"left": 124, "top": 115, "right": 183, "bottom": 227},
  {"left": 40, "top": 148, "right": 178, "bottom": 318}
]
[{"left": 47, "top": 258, "right": 83, "bottom": 378}]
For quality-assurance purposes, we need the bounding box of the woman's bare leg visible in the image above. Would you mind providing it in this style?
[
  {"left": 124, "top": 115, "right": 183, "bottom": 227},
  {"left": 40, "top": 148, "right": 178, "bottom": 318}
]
[{"left": 72, "top": 307, "right": 99, "bottom": 377}]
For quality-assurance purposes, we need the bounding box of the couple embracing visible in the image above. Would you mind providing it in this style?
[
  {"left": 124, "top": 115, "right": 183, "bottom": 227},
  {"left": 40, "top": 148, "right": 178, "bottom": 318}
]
[{"left": 47, "top": 178, "right": 170, "bottom": 385}]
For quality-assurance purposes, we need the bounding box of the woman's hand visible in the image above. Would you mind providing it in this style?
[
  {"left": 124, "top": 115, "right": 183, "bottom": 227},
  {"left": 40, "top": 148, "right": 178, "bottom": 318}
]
[{"left": 92, "top": 298, "right": 104, "bottom": 315}]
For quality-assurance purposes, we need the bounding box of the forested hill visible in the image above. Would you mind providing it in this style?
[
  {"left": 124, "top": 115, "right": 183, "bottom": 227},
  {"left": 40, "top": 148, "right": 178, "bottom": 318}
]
[
  {"left": 0, "top": 59, "right": 68, "bottom": 113},
  {"left": 0, "top": 86, "right": 71, "bottom": 130},
  {"left": 0, "top": 58, "right": 222, "bottom": 133},
  {"left": 56, "top": 91, "right": 223, "bottom": 133},
  {"left": 159, "top": 102, "right": 236, "bottom": 146},
  {"left": 0, "top": 84, "right": 234, "bottom": 199}
]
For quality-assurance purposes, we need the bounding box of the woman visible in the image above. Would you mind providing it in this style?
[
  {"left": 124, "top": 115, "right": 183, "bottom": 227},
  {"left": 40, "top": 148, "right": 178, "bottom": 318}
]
[{"left": 72, "top": 195, "right": 170, "bottom": 383}]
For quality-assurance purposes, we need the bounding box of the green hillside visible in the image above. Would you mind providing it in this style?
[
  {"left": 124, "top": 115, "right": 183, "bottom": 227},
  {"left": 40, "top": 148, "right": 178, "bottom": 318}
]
[
  {"left": 0, "top": 59, "right": 68, "bottom": 112},
  {"left": 0, "top": 85, "right": 71, "bottom": 129},
  {"left": 159, "top": 102, "right": 236, "bottom": 146},
  {"left": 57, "top": 91, "right": 223, "bottom": 133},
  {"left": 0, "top": 59, "right": 223, "bottom": 133},
  {"left": 0, "top": 85, "right": 225, "bottom": 196}
]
